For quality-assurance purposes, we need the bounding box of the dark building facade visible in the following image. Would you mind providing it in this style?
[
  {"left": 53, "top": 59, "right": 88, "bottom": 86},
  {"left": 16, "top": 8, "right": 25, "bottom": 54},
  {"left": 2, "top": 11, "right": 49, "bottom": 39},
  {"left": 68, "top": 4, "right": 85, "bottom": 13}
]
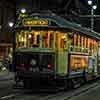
[{"left": 0, "top": 0, "right": 15, "bottom": 43}]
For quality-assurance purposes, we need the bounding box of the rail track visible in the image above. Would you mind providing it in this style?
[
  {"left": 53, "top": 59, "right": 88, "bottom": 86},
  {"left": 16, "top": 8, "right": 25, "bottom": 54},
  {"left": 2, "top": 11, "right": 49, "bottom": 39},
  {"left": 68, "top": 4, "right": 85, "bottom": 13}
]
[{"left": 1, "top": 80, "right": 100, "bottom": 100}]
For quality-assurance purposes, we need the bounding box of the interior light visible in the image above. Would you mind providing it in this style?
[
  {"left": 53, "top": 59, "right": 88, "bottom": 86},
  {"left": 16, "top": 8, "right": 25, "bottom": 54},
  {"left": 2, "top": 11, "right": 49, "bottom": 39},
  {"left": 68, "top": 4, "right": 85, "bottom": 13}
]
[
  {"left": 21, "top": 37, "right": 24, "bottom": 42},
  {"left": 29, "top": 34, "right": 31, "bottom": 39}
]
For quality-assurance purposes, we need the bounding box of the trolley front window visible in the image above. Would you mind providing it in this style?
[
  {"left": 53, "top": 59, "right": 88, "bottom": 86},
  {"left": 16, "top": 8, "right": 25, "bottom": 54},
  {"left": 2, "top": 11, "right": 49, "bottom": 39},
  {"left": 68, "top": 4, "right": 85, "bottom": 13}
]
[{"left": 16, "top": 30, "right": 68, "bottom": 49}]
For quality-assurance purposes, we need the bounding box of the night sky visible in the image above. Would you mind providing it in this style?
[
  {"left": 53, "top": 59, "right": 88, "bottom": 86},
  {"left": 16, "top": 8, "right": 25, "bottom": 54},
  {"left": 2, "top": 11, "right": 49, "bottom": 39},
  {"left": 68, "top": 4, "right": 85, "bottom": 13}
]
[
  {"left": 16, "top": 0, "right": 100, "bottom": 32},
  {"left": 16, "top": 0, "right": 99, "bottom": 15}
]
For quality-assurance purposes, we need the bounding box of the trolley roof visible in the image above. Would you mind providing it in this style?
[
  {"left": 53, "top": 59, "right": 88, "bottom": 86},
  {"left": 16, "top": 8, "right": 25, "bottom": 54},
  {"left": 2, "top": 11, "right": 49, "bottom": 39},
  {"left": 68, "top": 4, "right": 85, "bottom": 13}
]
[{"left": 15, "top": 13, "right": 100, "bottom": 40}]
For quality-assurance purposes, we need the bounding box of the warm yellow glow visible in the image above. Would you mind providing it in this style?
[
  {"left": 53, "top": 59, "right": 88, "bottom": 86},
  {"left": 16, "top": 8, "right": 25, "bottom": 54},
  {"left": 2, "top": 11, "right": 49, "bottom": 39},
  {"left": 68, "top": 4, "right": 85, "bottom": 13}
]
[
  {"left": 61, "top": 35, "right": 66, "bottom": 39},
  {"left": 56, "top": 32, "right": 67, "bottom": 48},
  {"left": 56, "top": 32, "right": 61, "bottom": 48},
  {"left": 33, "top": 31, "right": 40, "bottom": 45},
  {"left": 84, "top": 37, "right": 87, "bottom": 48},
  {"left": 74, "top": 34, "right": 77, "bottom": 46},
  {"left": 16, "top": 32, "right": 22, "bottom": 48},
  {"left": 81, "top": 36, "right": 84, "bottom": 47},
  {"left": 70, "top": 55, "right": 88, "bottom": 71},
  {"left": 78, "top": 34, "right": 80, "bottom": 47},
  {"left": 18, "top": 33, "right": 21, "bottom": 42},
  {"left": 60, "top": 33, "right": 67, "bottom": 48},
  {"left": 16, "top": 30, "right": 68, "bottom": 49},
  {"left": 21, "top": 37, "right": 24, "bottom": 42},
  {"left": 47, "top": 31, "right": 50, "bottom": 48},
  {"left": 10, "top": 47, "right": 13, "bottom": 53},
  {"left": 24, "top": 32, "right": 27, "bottom": 48}
]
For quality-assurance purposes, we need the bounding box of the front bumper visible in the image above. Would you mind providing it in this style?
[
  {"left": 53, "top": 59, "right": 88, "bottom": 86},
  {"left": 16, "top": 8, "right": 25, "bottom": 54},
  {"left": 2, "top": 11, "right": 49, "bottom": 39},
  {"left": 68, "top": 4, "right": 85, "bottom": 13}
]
[{"left": 15, "top": 71, "right": 55, "bottom": 81}]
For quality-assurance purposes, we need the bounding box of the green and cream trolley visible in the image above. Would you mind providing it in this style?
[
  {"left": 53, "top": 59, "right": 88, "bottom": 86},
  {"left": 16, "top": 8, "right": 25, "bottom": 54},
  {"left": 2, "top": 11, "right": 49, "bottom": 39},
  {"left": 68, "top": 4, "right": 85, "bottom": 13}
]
[{"left": 13, "top": 12, "right": 100, "bottom": 89}]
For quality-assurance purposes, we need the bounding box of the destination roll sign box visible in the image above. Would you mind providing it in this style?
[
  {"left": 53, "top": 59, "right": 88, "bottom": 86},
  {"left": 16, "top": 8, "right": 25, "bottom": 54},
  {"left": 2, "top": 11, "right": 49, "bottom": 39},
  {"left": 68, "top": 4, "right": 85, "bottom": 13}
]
[{"left": 23, "top": 19, "right": 49, "bottom": 26}]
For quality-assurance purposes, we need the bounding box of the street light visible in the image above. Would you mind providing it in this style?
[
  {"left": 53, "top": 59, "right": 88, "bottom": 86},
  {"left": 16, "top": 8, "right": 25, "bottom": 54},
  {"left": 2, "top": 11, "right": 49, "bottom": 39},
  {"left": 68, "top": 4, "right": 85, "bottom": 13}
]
[
  {"left": 88, "top": 0, "right": 92, "bottom": 5},
  {"left": 21, "top": 8, "right": 26, "bottom": 14},
  {"left": 8, "top": 22, "right": 14, "bottom": 28},
  {"left": 93, "top": 5, "right": 97, "bottom": 10},
  {"left": 88, "top": 0, "right": 97, "bottom": 31},
  {"left": 91, "top": 5, "right": 97, "bottom": 31}
]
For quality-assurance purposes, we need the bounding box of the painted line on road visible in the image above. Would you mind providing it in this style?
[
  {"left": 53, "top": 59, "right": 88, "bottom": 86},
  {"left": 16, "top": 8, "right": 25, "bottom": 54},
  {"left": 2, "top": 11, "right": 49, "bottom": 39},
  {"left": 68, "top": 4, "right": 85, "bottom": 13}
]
[
  {"left": 0, "top": 94, "right": 18, "bottom": 100},
  {"left": 46, "top": 82, "right": 100, "bottom": 100},
  {"left": 65, "top": 83, "right": 100, "bottom": 100}
]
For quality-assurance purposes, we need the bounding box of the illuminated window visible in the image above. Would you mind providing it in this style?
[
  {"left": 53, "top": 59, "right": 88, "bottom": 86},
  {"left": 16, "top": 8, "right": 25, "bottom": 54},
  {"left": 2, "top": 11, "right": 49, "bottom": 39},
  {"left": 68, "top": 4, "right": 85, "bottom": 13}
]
[
  {"left": 42, "top": 31, "right": 48, "bottom": 48},
  {"left": 86, "top": 38, "right": 88, "bottom": 48},
  {"left": 71, "top": 32, "right": 74, "bottom": 46},
  {"left": 29, "top": 32, "right": 34, "bottom": 47},
  {"left": 87, "top": 38, "right": 90, "bottom": 49},
  {"left": 16, "top": 32, "right": 21, "bottom": 48},
  {"left": 50, "top": 32, "right": 54, "bottom": 48},
  {"left": 56, "top": 32, "right": 67, "bottom": 48},
  {"left": 29, "top": 31, "right": 40, "bottom": 47},
  {"left": 56, "top": 32, "right": 60, "bottom": 48},
  {"left": 78, "top": 34, "right": 80, "bottom": 47},
  {"left": 83, "top": 36, "right": 85, "bottom": 48},
  {"left": 84, "top": 37, "right": 87, "bottom": 48},
  {"left": 60, "top": 33, "right": 67, "bottom": 48},
  {"left": 16, "top": 30, "right": 68, "bottom": 49},
  {"left": 81, "top": 36, "right": 84, "bottom": 48},
  {"left": 16, "top": 31, "right": 29, "bottom": 48},
  {"left": 42, "top": 31, "right": 54, "bottom": 48},
  {"left": 74, "top": 34, "right": 77, "bottom": 46},
  {"left": 90, "top": 39, "right": 92, "bottom": 50}
]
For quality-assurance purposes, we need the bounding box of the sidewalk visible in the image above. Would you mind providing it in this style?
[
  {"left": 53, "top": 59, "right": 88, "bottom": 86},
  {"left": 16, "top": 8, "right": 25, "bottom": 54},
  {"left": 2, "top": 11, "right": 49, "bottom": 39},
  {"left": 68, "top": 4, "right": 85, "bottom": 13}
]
[{"left": 0, "top": 70, "right": 14, "bottom": 81}]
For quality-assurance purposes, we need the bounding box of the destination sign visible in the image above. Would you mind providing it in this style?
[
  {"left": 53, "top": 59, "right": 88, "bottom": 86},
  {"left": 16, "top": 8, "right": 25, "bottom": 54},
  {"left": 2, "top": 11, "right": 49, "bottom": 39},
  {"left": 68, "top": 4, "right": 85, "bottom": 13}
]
[{"left": 23, "top": 20, "right": 49, "bottom": 26}]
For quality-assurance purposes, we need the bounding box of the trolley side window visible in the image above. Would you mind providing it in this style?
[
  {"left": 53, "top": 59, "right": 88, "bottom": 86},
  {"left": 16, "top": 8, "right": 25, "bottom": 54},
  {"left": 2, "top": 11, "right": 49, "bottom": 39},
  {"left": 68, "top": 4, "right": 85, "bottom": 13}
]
[
  {"left": 42, "top": 31, "right": 54, "bottom": 48},
  {"left": 16, "top": 31, "right": 40, "bottom": 48},
  {"left": 29, "top": 31, "right": 40, "bottom": 47},
  {"left": 16, "top": 30, "right": 68, "bottom": 49},
  {"left": 56, "top": 32, "right": 67, "bottom": 48},
  {"left": 16, "top": 30, "right": 55, "bottom": 48}
]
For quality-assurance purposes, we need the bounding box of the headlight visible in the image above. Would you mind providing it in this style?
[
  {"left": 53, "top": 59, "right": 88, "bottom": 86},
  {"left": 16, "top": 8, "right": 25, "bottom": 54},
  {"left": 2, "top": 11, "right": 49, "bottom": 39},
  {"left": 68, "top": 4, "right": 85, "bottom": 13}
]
[{"left": 30, "top": 59, "right": 36, "bottom": 66}]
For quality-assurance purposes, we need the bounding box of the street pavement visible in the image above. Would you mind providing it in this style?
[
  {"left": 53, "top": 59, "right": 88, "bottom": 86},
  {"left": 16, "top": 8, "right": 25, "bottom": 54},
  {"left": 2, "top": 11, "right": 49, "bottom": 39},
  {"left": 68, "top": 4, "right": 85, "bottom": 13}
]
[
  {"left": 0, "top": 71, "right": 14, "bottom": 81},
  {"left": 66, "top": 81, "right": 100, "bottom": 100},
  {"left": 0, "top": 80, "right": 100, "bottom": 100},
  {"left": 0, "top": 72, "right": 15, "bottom": 99},
  {"left": 0, "top": 72, "right": 100, "bottom": 100}
]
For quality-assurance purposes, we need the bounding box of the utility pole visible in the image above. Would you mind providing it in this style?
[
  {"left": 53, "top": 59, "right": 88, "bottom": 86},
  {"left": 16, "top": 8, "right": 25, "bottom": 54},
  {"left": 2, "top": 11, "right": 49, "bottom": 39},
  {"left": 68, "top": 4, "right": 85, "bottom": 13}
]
[
  {"left": 87, "top": 0, "right": 97, "bottom": 31},
  {"left": 91, "top": 8, "right": 94, "bottom": 31}
]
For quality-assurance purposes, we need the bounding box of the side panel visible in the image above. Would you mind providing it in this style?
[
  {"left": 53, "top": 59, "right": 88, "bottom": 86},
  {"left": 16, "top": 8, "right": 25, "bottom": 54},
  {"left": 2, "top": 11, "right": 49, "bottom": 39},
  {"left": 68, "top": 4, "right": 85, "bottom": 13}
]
[{"left": 56, "top": 49, "right": 68, "bottom": 76}]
